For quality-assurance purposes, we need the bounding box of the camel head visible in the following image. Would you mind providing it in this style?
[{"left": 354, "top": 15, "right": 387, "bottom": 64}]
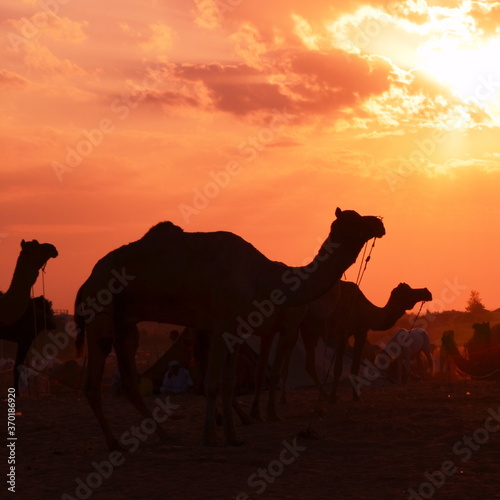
[
  {"left": 468, "top": 322, "right": 491, "bottom": 351},
  {"left": 472, "top": 322, "right": 490, "bottom": 335},
  {"left": 20, "top": 239, "right": 58, "bottom": 270},
  {"left": 391, "top": 283, "right": 432, "bottom": 310},
  {"left": 331, "top": 208, "right": 385, "bottom": 246}
]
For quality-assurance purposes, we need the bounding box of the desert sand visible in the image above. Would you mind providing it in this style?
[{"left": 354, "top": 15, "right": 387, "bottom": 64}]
[{"left": 2, "top": 377, "right": 500, "bottom": 500}]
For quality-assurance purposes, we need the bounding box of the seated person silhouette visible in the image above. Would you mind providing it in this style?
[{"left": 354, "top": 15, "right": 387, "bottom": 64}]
[{"left": 160, "top": 360, "right": 193, "bottom": 395}]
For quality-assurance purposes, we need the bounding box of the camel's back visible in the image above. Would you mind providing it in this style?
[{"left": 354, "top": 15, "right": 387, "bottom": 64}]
[{"left": 80, "top": 222, "right": 278, "bottom": 296}]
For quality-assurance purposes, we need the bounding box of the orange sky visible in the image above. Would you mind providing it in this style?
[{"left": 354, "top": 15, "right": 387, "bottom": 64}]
[{"left": 1, "top": 0, "right": 500, "bottom": 320}]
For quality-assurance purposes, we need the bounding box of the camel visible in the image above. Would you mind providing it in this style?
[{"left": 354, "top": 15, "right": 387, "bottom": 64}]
[
  {"left": 262, "top": 282, "right": 432, "bottom": 416},
  {"left": 442, "top": 326, "right": 500, "bottom": 378},
  {"left": 465, "top": 322, "right": 491, "bottom": 357},
  {"left": 0, "top": 240, "right": 58, "bottom": 325},
  {"left": 74, "top": 208, "right": 385, "bottom": 450},
  {"left": 377, "top": 328, "right": 433, "bottom": 383},
  {"left": 0, "top": 295, "right": 56, "bottom": 394},
  {"left": 326, "top": 283, "right": 432, "bottom": 402}
]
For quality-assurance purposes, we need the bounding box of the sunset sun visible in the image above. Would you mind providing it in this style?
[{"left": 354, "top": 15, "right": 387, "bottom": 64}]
[{"left": 417, "top": 35, "right": 500, "bottom": 103}]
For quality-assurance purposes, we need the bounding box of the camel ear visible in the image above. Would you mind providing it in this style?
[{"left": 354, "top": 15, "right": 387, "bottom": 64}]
[
  {"left": 21, "top": 239, "right": 26, "bottom": 248},
  {"left": 335, "top": 207, "right": 342, "bottom": 217}
]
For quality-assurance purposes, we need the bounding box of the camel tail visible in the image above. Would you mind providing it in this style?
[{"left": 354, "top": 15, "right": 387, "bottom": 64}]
[{"left": 74, "top": 286, "right": 86, "bottom": 357}]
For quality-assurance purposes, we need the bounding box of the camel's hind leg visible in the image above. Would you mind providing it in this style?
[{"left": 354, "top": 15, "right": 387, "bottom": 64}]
[
  {"left": 204, "top": 324, "right": 243, "bottom": 446},
  {"left": 83, "top": 318, "right": 119, "bottom": 451},
  {"left": 114, "top": 323, "right": 170, "bottom": 445},
  {"left": 250, "top": 332, "right": 273, "bottom": 421}
]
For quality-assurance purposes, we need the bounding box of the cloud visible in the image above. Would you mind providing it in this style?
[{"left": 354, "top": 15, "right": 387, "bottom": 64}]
[
  {"left": 140, "top": 22, "right": 175, "bottom": 54},
  {"left": 468, "top": 1, "right": 500, "bottom": 35},
  {"left": 8, "top": 15, "right": 87, "bottom": 44},
  {"left": 144, "top": 48, "right": 393, "bottom": 121},
  {"left": 0, "top": 69, "right": 29, "bottom": 88},
  {"left": 20, "top": 42, "right": 86, "bottom": 77}
]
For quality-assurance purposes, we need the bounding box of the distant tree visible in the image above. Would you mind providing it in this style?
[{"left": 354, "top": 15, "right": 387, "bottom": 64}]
[{"left": 465, "top": 290, "right": 487, "bottom": 314}]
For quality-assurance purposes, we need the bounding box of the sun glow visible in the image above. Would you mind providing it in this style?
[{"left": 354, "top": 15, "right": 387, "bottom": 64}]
[{"left": 417, "top": 36, "right": 500, "bottom": 104}]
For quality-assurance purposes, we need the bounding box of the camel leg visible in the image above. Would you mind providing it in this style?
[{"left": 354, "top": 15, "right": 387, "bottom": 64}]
[
  {"left": 278, "top": 329, "right": 300, "bottom": 406},
  {"left": 279, "top": 351, "right": 290, "bottom": 406},
  {"left": 250, "top": 333, "right": 273, "bottom": 421},
  {"left": 13, "top": 341, "right": 29, "bottom": 396},
  {"left": 267, "top": 332, "right": 291, "bottom": 421},
  {"left": 229, "top": 341, "right": 253, "bottom": 426},
  {"left": 350, "top": 335, "right": 365, "bottom": 401},
  {"left": 423, "top": 343, "right": 434, "bottom": 378},
  {"left": 301, "top": 333, "right": 328, "bottom": 400},
  {"left": 83, "top": 319, "right": 120, "bottom": 451},
  {"left": 221, "top": 346, "right": 245, "bottom": 446},
  {"left": 329, "top": 337, "right": 346, "bottom": 404},
  {"left": 204, "top": 327, "right": 241, "bottom": 446},
  {"left": 114, "top": 324, "right": 170, "bottom": 445},
  {"left": 232, "top": 397, "right": 253, "bottom": 425}
]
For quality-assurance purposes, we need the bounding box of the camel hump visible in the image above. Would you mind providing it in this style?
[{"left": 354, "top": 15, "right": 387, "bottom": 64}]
[{"left": 143, "top": 221, "right": 184, "bottom": 239}]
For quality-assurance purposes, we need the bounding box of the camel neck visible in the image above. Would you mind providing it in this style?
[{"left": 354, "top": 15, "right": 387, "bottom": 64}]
[
  {"left": 280, "top": 236, "right": 366, "bottom": 307},
  {"left": 368, "top": 296, "right": 408, "bottom": 331},
  {"left": 0, "top": 253, "right": 39, "bottom": 324}
]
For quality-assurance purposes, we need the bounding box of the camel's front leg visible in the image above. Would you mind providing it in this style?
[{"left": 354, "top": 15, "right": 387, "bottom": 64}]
[
  {"left": 329, "top": 336, "right": 347, "bottom": 404},
  {"left": 302, "top": 332, "right": 327, "bottom": 401},
  {"left": 350, "top": 335, "right": 365, "bottom": 401}
]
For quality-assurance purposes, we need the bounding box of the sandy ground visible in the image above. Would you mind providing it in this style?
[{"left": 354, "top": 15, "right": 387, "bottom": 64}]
[{"left": 2, "top": 378, "right": 500, "bottom": 500}]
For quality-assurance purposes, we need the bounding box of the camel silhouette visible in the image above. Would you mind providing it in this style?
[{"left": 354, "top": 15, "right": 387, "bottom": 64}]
[
  {"left": 74, "top": 208, "right": 385, "bottom": 450},
  {"left": 0, "top": 295, "right": 56, "bottom": 394},
  {"left": 324, "top": 282, "right": 432, "bottom": 402},
  {"left": 0, "top": 240, "right": 58, "bottom": 325},
  {"left": 248, "top": 281, "right": 431, "bottom": 420},
  {"left": 442, "top": 325, "right": 500, "bottom": 378},
  {"left": 377, "top": 328, "right": 434, "bottom": 383}
]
